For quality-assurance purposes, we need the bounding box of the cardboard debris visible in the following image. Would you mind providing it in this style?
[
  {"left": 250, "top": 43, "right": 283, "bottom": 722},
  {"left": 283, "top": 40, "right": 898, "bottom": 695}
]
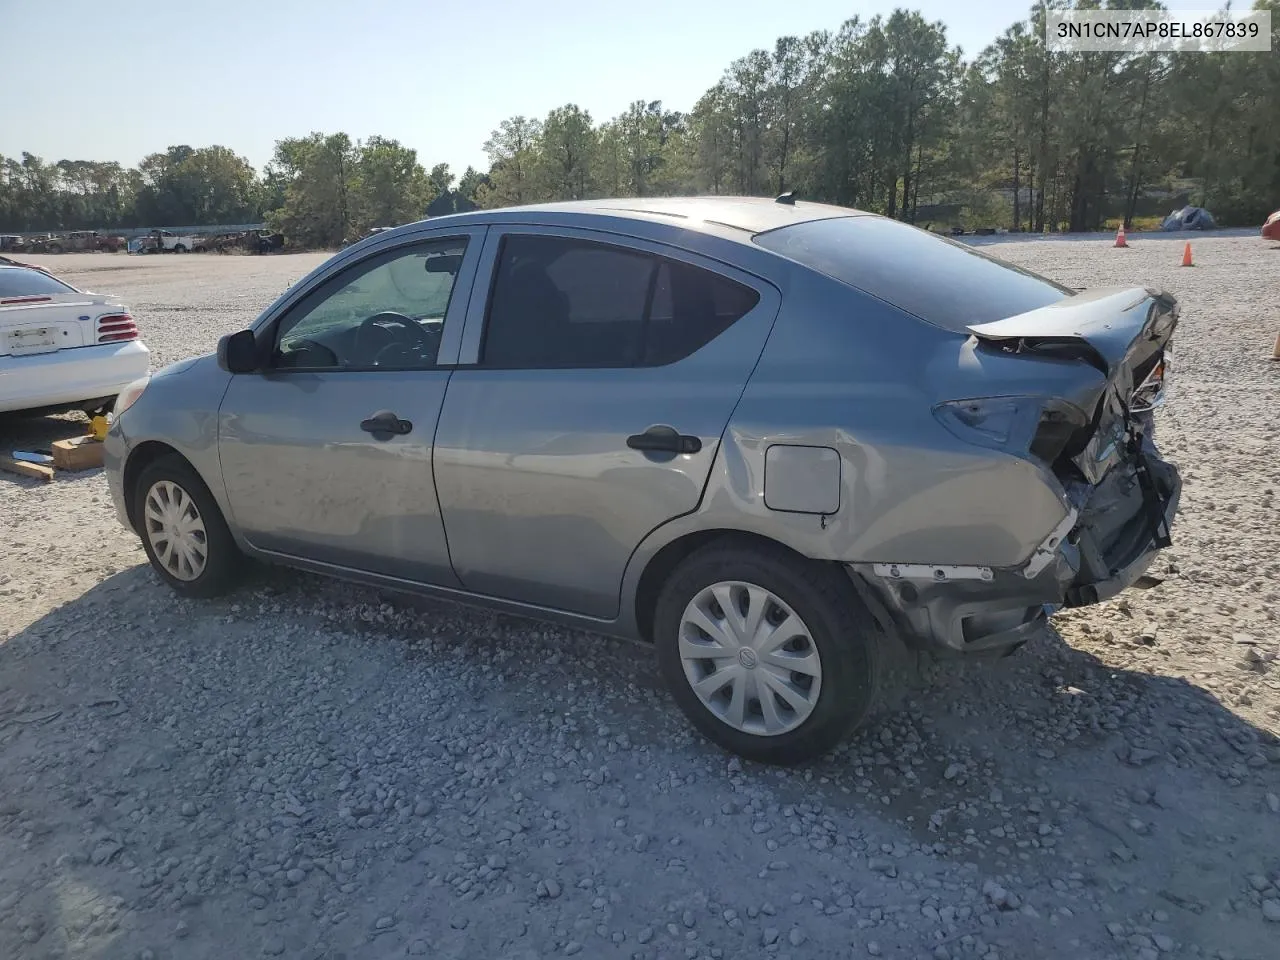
[
  {"left": 1, "top": 433, "right": 105, "bottom": 482},
  {"left": 51, "top": 436, "right": 104, "bottom": 472}
]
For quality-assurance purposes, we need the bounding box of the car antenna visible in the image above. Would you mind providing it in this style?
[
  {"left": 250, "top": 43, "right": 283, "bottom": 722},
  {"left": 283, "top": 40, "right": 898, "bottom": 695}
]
[{"left": 775, "top": 190, "right": 797, "bottom": 205}]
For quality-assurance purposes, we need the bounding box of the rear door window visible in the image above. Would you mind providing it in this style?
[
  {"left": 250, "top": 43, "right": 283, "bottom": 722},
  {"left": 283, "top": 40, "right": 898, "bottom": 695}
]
[
  {"left": 481, "top": 234, "right": 760, "bottom": 368},
  {"left": 753, "top": 216, "right": 1070, "bottom": 330}
]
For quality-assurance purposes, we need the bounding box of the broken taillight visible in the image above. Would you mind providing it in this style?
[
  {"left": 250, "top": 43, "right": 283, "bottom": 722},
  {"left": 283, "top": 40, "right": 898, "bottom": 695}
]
[
  {"left": 1029, "top": 405, "right": 1090, "bottom": 464},
  {"left": 1130, "top": 351, "right": 1170, "bottom": 413},
  {"left": 935, "top": 396, "right": 1089, "bottom": 467},
  {"left": 96, "top": 313, "right": 138, "bottom": 343}
]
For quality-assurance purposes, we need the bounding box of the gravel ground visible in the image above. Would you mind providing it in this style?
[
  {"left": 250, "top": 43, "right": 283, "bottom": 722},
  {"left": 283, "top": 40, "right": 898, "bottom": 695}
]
[{"left": 2, "top": 240, "right": 1278, "bottom": 960}]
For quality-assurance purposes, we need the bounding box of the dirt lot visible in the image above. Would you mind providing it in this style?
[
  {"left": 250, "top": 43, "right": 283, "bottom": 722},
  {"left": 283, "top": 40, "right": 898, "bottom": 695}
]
[{"left": 2, "top": 241, "right": 1278, "bottom": 960}]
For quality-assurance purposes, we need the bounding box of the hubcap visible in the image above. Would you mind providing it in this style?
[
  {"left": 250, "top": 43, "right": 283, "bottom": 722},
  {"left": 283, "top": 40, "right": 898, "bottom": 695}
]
[
  {"left": 143, "top": 480, "right": 208, "bottom": 581},
  {"left": 678, "top": 581, "right": 822, "bottom": 737}
]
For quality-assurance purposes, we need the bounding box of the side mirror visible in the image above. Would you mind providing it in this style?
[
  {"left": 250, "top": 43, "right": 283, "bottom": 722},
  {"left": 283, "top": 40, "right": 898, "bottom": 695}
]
[{"left": 217, "top": 329, "right": 259, "bottom": 374}]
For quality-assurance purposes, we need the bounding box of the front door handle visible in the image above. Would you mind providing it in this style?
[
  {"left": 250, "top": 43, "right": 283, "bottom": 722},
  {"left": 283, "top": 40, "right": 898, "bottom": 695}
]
[
  {"left": 626, "top": 425, "right": 702, "bottom": 455},
  {"left": 360, "top": 410, "right": 413, "bottom": 441}
]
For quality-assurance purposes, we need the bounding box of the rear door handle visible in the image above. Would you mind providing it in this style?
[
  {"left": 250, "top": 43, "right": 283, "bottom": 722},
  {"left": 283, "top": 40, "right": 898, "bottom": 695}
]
[
  {"left": 360, "top": 410, "right": 413, "bottom": 440},
  {"left": 626, "top": 425, "right": 702, "bottom": 455}
]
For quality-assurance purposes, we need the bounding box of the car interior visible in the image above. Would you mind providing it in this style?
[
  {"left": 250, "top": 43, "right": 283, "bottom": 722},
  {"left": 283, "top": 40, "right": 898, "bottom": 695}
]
[{"left": 273, "top": 249, "right": 461, "bottom": 370}]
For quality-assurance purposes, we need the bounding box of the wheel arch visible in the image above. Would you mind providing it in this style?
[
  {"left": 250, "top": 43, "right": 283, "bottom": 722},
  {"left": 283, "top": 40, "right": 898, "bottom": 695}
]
[
  {"left": 122, "top": 441, "right": 202, "bottom": 531},
  {"left": 630, "top": 527, "right": 827, "bottom": 644}
]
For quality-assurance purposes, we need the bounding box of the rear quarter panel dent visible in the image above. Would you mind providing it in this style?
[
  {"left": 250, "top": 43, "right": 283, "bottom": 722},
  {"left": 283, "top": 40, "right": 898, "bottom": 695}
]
[
  {"left": 640, "top": 277, "right": 1075, "bottom": 571},
  {"left": 709, "top": 410, "right": 1064, "bottom": 567}
]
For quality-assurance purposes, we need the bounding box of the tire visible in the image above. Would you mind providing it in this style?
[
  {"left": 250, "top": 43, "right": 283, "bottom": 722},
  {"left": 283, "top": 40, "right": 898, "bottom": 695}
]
[
  {"left": 133, "top": 455, "right": 242, "bottom": 598},
  {"left": 173, "top": 244, "right": 187, "bottom": 253},
  {"left": 654, "top": 539, "right": 880, "bottom": 765}
]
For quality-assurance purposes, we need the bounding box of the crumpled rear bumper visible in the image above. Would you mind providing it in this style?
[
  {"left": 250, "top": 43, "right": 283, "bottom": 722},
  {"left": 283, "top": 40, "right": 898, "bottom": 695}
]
[
  {"left": 851, "top": 453, "right": 1181, "bottom": 655},
  {"left": 1064, "top": 455, "right": 1180, "bottom": 607},
  {"left": 850, "top": 559, "right": 1070, "bottom": 656}
]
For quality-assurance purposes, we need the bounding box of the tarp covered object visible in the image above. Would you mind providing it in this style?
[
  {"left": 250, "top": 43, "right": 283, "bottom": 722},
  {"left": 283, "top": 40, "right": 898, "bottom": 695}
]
[
  {"left": 1161, "top": 206, "right": 1217, "bottom": 231},
  {"left": 1262, "top": 209, "right": 1280, "bottom": 242}
]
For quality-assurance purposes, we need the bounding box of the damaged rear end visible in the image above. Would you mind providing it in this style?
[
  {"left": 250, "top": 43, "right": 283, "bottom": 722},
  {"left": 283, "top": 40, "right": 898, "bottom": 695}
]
[
  {"left": 967, "top": 287, "right": 1180, "bottom": 607},
  {"left": 860, "top": 286, "right": 1181, "bottom": 655},
  {"left": 753, "top": 215, "right": 1179, "bottom": 656}
]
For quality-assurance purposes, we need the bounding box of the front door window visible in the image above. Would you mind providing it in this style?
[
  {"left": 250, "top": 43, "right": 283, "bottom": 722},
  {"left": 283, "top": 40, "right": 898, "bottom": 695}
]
[{"left": 274, "top": 239, "right": 468, "bottom": 370}]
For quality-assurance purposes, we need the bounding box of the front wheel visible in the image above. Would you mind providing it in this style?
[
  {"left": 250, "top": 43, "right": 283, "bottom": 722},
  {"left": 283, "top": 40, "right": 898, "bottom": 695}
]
[
  {"left": 654, "top": 540, "right": 880, "bottom": 765},
  {"left": 133, "top": 455, "right": 242, "bottom": 598}
]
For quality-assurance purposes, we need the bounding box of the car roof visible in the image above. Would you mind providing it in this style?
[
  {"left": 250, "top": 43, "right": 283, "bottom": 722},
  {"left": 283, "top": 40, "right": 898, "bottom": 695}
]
[{"left": 418, "top": 196, "right": 868, "bottom": 240}]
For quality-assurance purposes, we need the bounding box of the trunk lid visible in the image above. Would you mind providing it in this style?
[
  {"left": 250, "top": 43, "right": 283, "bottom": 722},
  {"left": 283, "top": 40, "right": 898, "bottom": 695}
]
[
  {"left": 966, "top": 286, "right": 1177, "bottom": 385},
  {"left": 967, "top": 287, "right": 1178, "bottom": 486},
  {"left": 0, "top": 293, "right": 127, "bottom": 356}
]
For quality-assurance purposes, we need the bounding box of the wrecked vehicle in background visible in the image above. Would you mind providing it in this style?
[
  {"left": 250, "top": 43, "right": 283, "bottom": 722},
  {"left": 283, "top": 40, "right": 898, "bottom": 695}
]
[
  {"left": 1161, "top": 206, "right": 1216, "bottom": 231},
  {"left": 103, "top": 197, "right": 1180, "bottom": 764},
  {"left": 28, "top": 231, "right": 126, "bottom": 253},
  {"left": 128, "top": 235, "right": 159, "bottom": 255},
  {"left": 126, "top": 231, "right": 210, "bottom": 254},
  {"left": 149, "top": 230, "right": 201, "bottom": 253},
  {"left": 206, "top": 230, "right": 285, "bottom": 254},
  {"left": 254, "top": 231, "right": 285, "bottom": 253}
]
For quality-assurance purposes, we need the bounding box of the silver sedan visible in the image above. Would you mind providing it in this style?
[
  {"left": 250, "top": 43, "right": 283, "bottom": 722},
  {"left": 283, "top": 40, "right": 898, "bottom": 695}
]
[{"left": 105, "top": 197, "right": 1180, "bottom": 764}]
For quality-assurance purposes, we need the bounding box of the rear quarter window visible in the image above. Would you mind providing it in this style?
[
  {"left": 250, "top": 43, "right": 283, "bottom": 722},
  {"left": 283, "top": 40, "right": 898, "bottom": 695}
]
[{"left": 753, "top": 216, "right": 1070, "bottom": 331}]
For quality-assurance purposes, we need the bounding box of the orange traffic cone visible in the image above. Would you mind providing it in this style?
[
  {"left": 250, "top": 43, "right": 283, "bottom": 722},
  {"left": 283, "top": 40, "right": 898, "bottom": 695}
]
[
  {"left": 1114, "top": 224, "right": 1128, "bottom": 248},
  {"left": 1181, "top": 241, "right": 1193, "bottom": 267}
]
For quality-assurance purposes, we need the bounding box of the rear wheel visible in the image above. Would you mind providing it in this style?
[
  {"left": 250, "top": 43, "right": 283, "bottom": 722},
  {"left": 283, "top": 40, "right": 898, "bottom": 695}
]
[
  {"left": 654, "top": 540, "right": 880, "bottom": 765},
  {"left": 134, "top": 456, "right": 241, "bottom": 598},
  {"left": 173, "top": 244, "right": 187, "bottom": 253}
]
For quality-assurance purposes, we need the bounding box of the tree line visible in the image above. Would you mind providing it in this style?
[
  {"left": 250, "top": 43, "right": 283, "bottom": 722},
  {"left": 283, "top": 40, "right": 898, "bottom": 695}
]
[
  {"left": 0, "top": 140, "right": 488, "bottom": 247},
  {"left": 3, "top": 1, "right": 1277, "bottom": 245}
]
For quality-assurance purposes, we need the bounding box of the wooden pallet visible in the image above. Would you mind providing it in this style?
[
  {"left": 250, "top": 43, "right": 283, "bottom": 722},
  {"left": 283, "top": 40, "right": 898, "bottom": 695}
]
[{"left": 0, "top": 455, "right": 54, "bottom": 482}]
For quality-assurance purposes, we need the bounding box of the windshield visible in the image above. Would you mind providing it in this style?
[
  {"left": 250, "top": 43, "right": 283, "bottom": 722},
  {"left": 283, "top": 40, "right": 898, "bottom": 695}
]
[
  {"left": 754, "top": 216, "right": 1071, "bottom": 331},
  {"left": 0, "top": 267, "right": 77, "bottom": 298}
]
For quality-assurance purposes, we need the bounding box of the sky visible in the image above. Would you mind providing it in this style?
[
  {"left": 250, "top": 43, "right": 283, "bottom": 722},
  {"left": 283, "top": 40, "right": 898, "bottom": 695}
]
[{"left": 2, "top": 0, "right": 1214, "bottom": 180}]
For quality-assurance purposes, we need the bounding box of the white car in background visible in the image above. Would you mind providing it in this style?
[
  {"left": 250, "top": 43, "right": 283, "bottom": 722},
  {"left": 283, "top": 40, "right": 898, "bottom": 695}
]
[{"left": 0, "top": 264, "right": 149, "bottom": 416}]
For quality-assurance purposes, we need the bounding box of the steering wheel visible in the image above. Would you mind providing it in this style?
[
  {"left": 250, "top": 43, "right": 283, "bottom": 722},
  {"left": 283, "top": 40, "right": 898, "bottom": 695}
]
[{"left": 353, "top": 312, "right": 435, "bottom": 366}]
